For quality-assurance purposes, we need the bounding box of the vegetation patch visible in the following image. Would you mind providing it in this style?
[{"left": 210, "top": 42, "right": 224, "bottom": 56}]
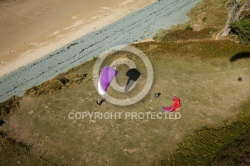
[
  {"left": 0, "top": 0, "right": 249, "bottom": 164},
  {"left": 135, "top": 40, "right": 250, "bottom": 58},
  {"left": 157, "top": 99, "right": 250, "bottom": 165},
  {"left": 230, "top": 18, "right": 250, "bottom": 44},
  {"left": 154, "top": 28, "right": 216, "bottom": 41},
  {"left": 0, "top": 96, "right": 20, "bottom": 118},
  {"left": 0, "top": 132, "right": 47, "bottom": 166},
  {"left": 212, "top": 130, "right": 250, "bottom": 165},
  {"left": 25, "top": 68, "right": 89, "bottom": 96},
  {"left": 0, "top": 39, "right": 248, "bottom": 165},
  {"left": 187, "top": 0, "right": 229, "bottom": 29}
]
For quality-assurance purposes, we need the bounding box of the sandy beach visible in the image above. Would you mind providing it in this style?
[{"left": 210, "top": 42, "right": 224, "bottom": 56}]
[
  {"left": 0, "top": 0, "right": 155, "bottom": 68},
  {"left": 0, "top": 0, "right": 201, "bottom": 102}
]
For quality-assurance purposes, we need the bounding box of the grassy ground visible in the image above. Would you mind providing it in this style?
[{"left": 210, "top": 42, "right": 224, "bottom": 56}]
[
  {"left": 0, "top": 96, "right": 20, "bottom": 118},
  {"left": 0, "top": 0, "right": 250, "bottom": 165},
  {"left": 155, "top": 0, "right": 250, "bottom": 41},
  {"left": 154, "top": 0, "right": 230, "bottom": 40},
  {"left": 153, "top": 28, "right": 217, "bottom": 41},
  {"left": 212, "top": 130, "right": 250, "bottom": 165},
  {"left": 0, "top": 132, "right": 48, "bottom": 165},
  {"left": 0, "top": 40, "right": 249, "bottom": 165},
  {"left": 157, "top": 99, "right": 250, "bottom": 165}
]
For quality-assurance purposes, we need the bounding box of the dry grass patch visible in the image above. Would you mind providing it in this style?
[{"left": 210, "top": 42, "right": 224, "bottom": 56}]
[{"left": 0, "top": 40, "right": 249, "bottom": 165}]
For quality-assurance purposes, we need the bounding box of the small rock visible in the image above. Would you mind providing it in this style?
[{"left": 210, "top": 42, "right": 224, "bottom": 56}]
[
  {"left": 154, "top": 130, "right": 159, "bottom": 134},
  {"left": 89, "top": 120, "right": 96, "bottom": 124},
  {"left": 28, "top": 110, "right": 34, "bottom": 114},
  {"left": 79, "top": 98, "right": 85, "bottom": 103}
]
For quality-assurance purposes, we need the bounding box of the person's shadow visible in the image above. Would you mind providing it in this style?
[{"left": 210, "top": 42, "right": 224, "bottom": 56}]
[
  {"left": 230, "top": 52, "right": 250, "bottom": 62},
  {"left": 0, "top": 120, "right": 5, "bottom": 126},
  {"left": 96, "top": 99, "right": 105, "bottom": 106},
  {"left": 125, "top": 68, "right": 141, "bottom": 92},
  {"left": 230, "top": 52, "right": 250, "bottom": 82}
]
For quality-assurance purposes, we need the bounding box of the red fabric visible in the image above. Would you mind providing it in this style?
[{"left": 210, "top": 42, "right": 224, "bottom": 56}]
[
  {"left": 172, "top": 96, "right": 181, "bottom": 110},
  {"left": 162, "top": 96, "right": 181, "bottom": 112},
  {"left": 163, "top": 106, "right": 174, "bottom": 112}
]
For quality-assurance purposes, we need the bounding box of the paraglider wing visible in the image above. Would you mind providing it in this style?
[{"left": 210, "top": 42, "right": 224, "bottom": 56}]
[
  {"left": 172, "top": 96, "right": 181, "bottom": 110},
  {"left": 161, "top": 106, "right": 174, "bottom": 112},
  {"left": 98, "top": 66, "right": 118, "bottom": 95},
  {"left": 161, "top": 96, "right": 181, "bottom": 112}
]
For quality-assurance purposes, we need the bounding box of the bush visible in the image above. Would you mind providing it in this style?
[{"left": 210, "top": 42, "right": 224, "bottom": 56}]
[
  {"left": 0, "top": 96, "right": 20, "bottom": 118},
  {"left": 25, "top": 79, "right": 64, "bottom": 96},
  {"left": 158, "top": 28, "right": 215, "bottom": 41},
  {"left": 230, "top": 19, "right": 250, "bottom": 44},
  {"left": 185, "top": 25, "right": 193, "bottom": 31},
  {"left": 157, "top": 100, "right": 250, "bottom": 165}
]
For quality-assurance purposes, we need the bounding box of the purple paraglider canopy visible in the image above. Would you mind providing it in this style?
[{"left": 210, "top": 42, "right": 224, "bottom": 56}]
[{"left": 98, "top": 66, "right": 118, "bottom": 95}]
